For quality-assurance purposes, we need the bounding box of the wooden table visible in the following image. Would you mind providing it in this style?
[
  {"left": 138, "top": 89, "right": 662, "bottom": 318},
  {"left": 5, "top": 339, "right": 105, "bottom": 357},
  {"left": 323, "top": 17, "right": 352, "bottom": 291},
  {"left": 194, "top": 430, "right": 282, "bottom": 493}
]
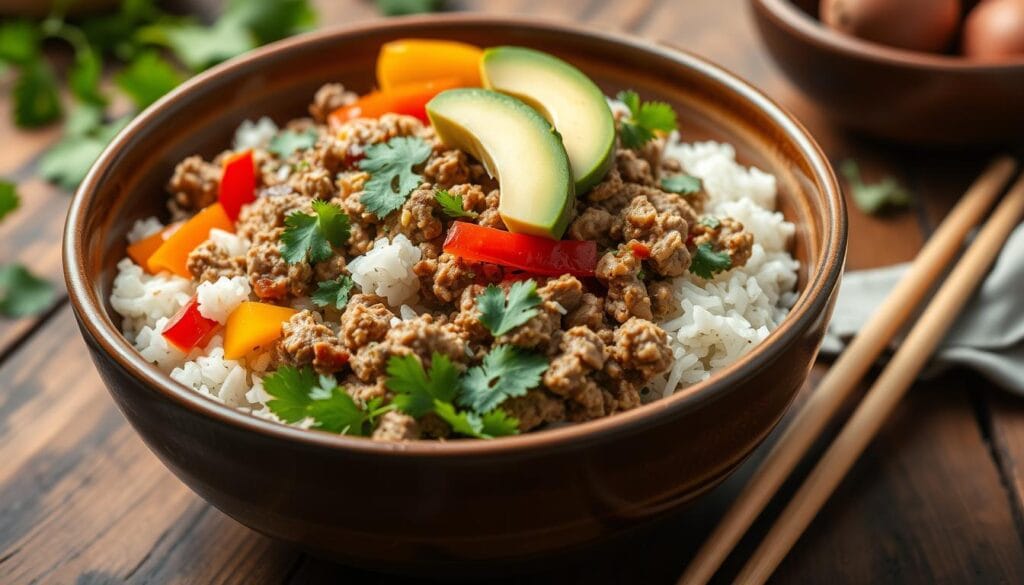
[{"left": 2, "top": 1, "right": 1024, "bottom": 583}]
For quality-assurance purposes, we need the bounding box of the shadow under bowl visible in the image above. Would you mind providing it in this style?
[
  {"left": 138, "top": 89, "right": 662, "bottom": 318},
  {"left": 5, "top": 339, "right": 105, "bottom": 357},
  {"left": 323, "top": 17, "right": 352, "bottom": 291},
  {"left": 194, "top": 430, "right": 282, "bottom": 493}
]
[{"left": 63, "top": 15, "right": 846, "bottom": 573}]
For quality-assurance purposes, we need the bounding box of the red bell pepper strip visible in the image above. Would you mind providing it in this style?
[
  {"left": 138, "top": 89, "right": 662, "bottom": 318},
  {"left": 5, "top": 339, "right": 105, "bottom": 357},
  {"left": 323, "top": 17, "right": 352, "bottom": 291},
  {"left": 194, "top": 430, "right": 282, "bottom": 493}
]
[
  {"left": 443, "top": 222, "right": 598, "bottom": 278},
  {"left": 162, "top": 296, "right": 220, "bottom": 353},
  {"left": 218, "top": 149, "right": 256, "bottom": 221},
  {"left": 329, "top": 77, "right": 462, "bottom": 126}
]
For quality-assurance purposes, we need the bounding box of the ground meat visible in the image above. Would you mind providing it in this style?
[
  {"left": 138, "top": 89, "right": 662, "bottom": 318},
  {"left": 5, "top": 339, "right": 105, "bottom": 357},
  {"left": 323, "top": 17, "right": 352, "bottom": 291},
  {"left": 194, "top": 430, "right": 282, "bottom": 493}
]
[
  {"left": 350, "top": 314, "right": 466, "bottom": 382},
  {"left": 609, "top": 317, "right": 673, "bottom": 380},
  {"left": 615, "top": 148, "right": 656, "bottom": 186},
  {"left": 414, "top": 253, "right": 477, "bottom": 305},
  {"left": 236, "top": 192, "right": 312, "bottom": 241},
  {"left": 621, "top": 195, "right": 691, "bottom": 277},
  {"left": 388, "top": 183, "right": 443, "bottom": 244},
  {"left": 564, "top": 293, "right": 606, "bottom": 330},
  {"left": 690, "top": 217, "right": 755, "bottom": 271},
  {"left": 168, "top": 155, "right": 219, "bottom": 211},
  {"left": 502, "top": 389, "right": 567, "bottom": 432},
  {"left": 309, "top": 83, "right": 357, "bottom": 123},
  {"left": 246, "top": 231, "right": 313, "bottom": 300},
  {"left": 475, "top": 188, "right": 505, "bottom": 230},
  {"left": 340, "top": 374, "right": 388, "bottom": 403},
  {"left": 543, "top": 326, "right": 608, "bottom": 420},
  {"left": 648, "top": 279, "right": 678, "bottom": 320},
  {"left": 372, "top": 410, "right": 420, "bottom": 441},
  {"left": 423, "top": 149, "right": 471, "bottom": 187},
  {"left": 497, "top": 301, "right": 562, "bottom": 353},
  {"left": 539, "top": 274, "right": 584, "bottom": 313},
  {"left": 290, "top": 166, "right": 335, "bottom": 200},
  {"left": 313, "top": 254, "right": 347, "bottom": 283},
  {"left": 186, "top": 239, "right": 247, "bottom": 283},
  {"left": 277, "top": 310, "right": 349, "bottom": 375},
  {"left": 595, "top": 248, "right": 652, "bottom": 323},
  {"left": 646, "top": 189, "right": 699, "bottom": 228},
  {"left": 451, "top": 284, "right": 492, "bottom": 350},
  {"left": 340, "top": 294, "right": 394, "bottom": 350},
  {"left": 567, "top": 206, "right": 620, "bottom": 246}
]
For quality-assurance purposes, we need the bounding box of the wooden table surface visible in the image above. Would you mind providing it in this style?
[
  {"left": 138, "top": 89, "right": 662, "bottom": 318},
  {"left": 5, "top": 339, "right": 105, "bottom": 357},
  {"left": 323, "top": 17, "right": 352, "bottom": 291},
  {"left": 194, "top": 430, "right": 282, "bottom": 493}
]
[{"left": 3, "top": 0, "right": 1024, "bottom": 583}]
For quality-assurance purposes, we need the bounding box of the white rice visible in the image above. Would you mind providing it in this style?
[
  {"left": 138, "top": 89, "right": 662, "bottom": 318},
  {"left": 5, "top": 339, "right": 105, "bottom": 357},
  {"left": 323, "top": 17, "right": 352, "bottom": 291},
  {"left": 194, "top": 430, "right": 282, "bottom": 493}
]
[
  {"left": 127, "top": 217, "right": 164, "bottom": 242},
  {"left": 110, "top": 258, "right": 195, "bottom": 338},
  {"left": 196, "top": 276, "right": 250, "bottom": 324},
  {"left": 346, "top": 234, "right": 422, "bottom": 306},
  {"left": 233, "top": 116, "right": 279, "bottom": 150}
]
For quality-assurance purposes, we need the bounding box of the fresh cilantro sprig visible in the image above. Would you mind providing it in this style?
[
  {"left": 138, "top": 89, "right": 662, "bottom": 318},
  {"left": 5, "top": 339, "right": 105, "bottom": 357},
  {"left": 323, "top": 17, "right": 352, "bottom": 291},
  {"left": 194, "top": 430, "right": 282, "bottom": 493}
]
[
  {"left": 661, "top": 173, "right": 702, "bottom": 195},
  {"left": 616, "top": 89, "right": 677, "bottom": 150},
  {"left": 459, "top": 345, "right": 549, "bottom": 414},
  {"left": 263, "top": 366, "right": 391, "bottom": 435},
  {"left": 375, "top": 0, "right": 445, "bottom": 16},
  {"left": 358, "top": 136, "right": 433, "bottom": 218},
  {"left": 269, "top": 128, "right": 318, "bottom": 158},
  {"left": 698, "top": 216, "right": 721, "bottom": 230},
  {"left": 840, "top": 159, "right": 911, "bottom": 214},
  {"left": 690, "top": 243, "right": 732, "bottom": 280},
  {"left": 434, "top": 188, "right": 478, "bottom": 219},
  {"left": 0, "top": 181, "right": 20, "bottom": 222},
  {"left": 114, "top": 50, "right": 184, "bottom": 110},
  {"left": 0, "top": 264, "right": 55, "bottom": 317},
  {"left": 477, "top": 280, "right": 542, "bottom": 337},
  {"left": 312, "top": 275, "right": 355, "bottom": 310},
  {"left": 280, "top": 200, "right": 350, "bottom": 264}
]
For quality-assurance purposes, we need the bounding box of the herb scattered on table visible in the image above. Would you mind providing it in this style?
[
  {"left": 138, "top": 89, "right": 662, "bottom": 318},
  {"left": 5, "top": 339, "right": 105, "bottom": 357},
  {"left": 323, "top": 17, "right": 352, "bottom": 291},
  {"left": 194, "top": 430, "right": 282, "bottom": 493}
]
[
  {"left": 690, "top": 243, "right": 732, "bottom": 280},
  {"left": 0, "top": 181, "right": 20, "bottom": 222},
  {"left": 661, "top": 173, "right": 702, "bottom": 195},
  {"left": 841, "top": 159, "right": 911, "bottom": 214},
  {"left": 476, "top": 280, "right": 542, "bottom": 337},
  {"left": 263, "top": 366, "right": 390, "bottom": 436},
  {"left": 114, "top": 50, "right": 185, "bottom": 110},
  {"left": 268, "top": 128, "right": 319, "bottom": 158},
  {"left": 0, "top": 263, "right": 55, "bottom": 318},
  {"left": 280, "top": 201, "right": 350, "bottom": 264},
  {"left": 434, "top": 188, "right": 478, "bottom": 219},
  {"left": 312, "top": 275, "right": 355, "bottom": 310},
  {"left": 616, "top": 89, "right": 677, "bottom": 150},
  {"left": 358, "top": 136, "right": 433, "bottom": 217},
  {"left": 375, "top": 0, "right": 445, "bottom": 16},
  {"left": 38, "top": 110, "right": 131, "bottom": 190}
]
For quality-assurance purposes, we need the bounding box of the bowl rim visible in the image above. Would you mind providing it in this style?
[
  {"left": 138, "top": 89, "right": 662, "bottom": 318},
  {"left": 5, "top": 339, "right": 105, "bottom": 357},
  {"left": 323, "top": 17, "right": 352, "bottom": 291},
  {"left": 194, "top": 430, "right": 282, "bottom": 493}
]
[
  {"left": 754, "top": 0, "right": 1024, "bottom": 70},
  {"left": 63, "top": 14, "right": 846, "bottom": 458}
]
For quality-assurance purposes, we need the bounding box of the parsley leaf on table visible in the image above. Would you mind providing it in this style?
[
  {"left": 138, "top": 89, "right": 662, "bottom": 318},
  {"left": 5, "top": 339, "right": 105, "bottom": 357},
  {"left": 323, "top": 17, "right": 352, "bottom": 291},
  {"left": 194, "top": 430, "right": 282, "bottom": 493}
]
[
  {"left": 0, "top": 264, "right": 54, "bottom": 317},
  {"left": 263, "top": 366, "right": 379, "bottom": 435},
  {"left": 358, "top": 136, "right": 432, "bottom": 218},
  {"left": 0, "top": 181, "right": 20, "bottom": 222},
  {"left": 434, "top": 188, "right": 478, "bottom": 219},
  {"left": 39, "top": 114, "right": 131, "bottom": 190},
  {"left": 153, "top": 18, "right": 255, "bottom": 73},
  {"left": 0, "top": 20, "right": 39, "bottom": 65},
  {"left": 476, "top": 280, "right": 541, "bottom": 337},
  {"left": 376, "top": 0, "right": 445, "bottom": 16},
  {"left": 661, "top": 173, "right": 702, "bottom": 195},
  {"left": 689, "top": 243, "right": 732, "bottom": 280},
  {"left": 840, "top": 159, "right": 911, "bottom": 214},
  {"left": 386, "top": 352, "right": 460, "bottom": 417},
  {"left": 280, "top": 200, "right": 350, "bottom": 264},
  {"left": 68, "top": 48, "right": 107, "bottom": 106},
  {"left": 269, "top": 128, "right": 318, "bottom": 158},
  {"left": 13, "top": 59, "right": 62, "bottom": 128},
  {"left": 616, "top": 89, "right": 676, "bottom": 150},
  {"left": 459, "top": 345, "right": 548, "bottom": 413},
  {"left": 226, "top": 0, "right": 317, "bottom": 45},
  {"left": 115, "top": 51, "right": 183, "bottom": 110},
  {"left": 312, "top": 275, "right": 355, "bottom": 310}
]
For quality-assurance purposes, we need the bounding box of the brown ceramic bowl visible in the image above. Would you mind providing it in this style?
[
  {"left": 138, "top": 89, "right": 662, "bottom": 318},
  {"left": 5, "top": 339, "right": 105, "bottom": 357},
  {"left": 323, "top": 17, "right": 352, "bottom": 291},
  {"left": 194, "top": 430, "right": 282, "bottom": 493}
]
[
  {"left": 63, "top": 15, "right": 845, "bottom": 572},
  {"left": 751, "top": 0, "right": 1024, "bottom": 145}
]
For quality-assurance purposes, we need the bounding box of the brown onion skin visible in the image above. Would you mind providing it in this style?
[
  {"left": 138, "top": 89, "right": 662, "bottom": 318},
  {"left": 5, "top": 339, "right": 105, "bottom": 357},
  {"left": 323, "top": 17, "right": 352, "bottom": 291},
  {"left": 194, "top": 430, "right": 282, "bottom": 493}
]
[
  {"left": 820, "top": 0, "right": 962, "bottom": 53},
  {"left": 962, "top": 0, "right": 1024, "bottom": 60}
]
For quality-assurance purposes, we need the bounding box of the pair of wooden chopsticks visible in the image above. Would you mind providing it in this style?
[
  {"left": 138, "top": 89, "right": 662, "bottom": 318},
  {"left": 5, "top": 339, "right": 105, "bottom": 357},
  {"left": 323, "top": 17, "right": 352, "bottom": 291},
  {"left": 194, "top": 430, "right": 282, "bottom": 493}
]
[{"left": 680, "top": 156, "right": 1024, "bottom": 585}]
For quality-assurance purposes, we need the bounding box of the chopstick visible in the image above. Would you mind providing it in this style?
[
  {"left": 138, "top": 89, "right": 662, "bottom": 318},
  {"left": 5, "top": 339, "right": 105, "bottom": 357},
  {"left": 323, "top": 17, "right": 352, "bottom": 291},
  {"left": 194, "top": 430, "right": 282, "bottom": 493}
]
[
  {"left": 733, "top": 169, "right": 1024, "bottom": 584},
  {"left": 678, "top": 156, "right": 1018, "bottom": 585}
]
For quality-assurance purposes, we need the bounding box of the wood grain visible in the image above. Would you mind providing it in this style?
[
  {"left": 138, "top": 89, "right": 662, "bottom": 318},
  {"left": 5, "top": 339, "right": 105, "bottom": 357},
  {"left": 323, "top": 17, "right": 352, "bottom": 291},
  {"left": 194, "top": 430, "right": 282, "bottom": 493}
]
[{"left": 0, "top": 0, "right": 1022, "bottom": 583}]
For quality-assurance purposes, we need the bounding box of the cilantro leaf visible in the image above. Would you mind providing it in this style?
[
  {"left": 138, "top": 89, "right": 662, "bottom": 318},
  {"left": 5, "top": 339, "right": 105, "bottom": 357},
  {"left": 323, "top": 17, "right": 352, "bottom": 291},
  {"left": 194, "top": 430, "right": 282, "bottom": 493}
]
[
  {"left": 151, "top": 18, "right": 255, "bottom": 72},
  {"left": 13, "top": 59, "right": 62, "bottom": 128},
  {"left": 459, "top": 345, "right": 548, "bottom": 413},
  {"left": 432, "top": 401, "right": 518, "bottom": 439},
  {"left": 698, "top": 216, "right": 721, "bottom": 230},
  {"left": 376, "top": 0, "right": 445, "bottom": 16},
  {"left": 480, "top": 408, "right": 519, "bottom": 438},
  {"left": 690, "top": 242, "right": 732, "bottom": 280},
  {"left": 263, "top": 366, "right": 373, "bottom": 435},
  {"left": 280, "top": 201, "right": 350, "bottom": 264},
  {"left": 39, "top": 116, "right": 131, "bottom": 190},
  {"left": 841, "top": 159, "right": 911, "bottom": 214},
  {"left": 386, "top": 352, "right": 459, "bottom": 417},
  {"left": 358, "top": 136, "right": 432, "bottom": 218},
  {"left": 312, "top": 275, "right": 354, "bottom": 310},
  {"left": 115, "top": 51, "right": 184, "bottom": 110},
  {"left": 226, "top": 0, "right": 317, "bottom": 44},
  {"left": 476, "top": 280, "right": 541, "bottom": 337},
  {"left": 616, "top": 89, "right": 677, "bottom": 150},
  {"left": 69, "top": 47, "right": 107, "bottom": 106},
  {"left": 0, "top": 264, "right": 54, "bottom": 317},
  {"left": 661, "top": 173, "right": 702, "bottom": 195},
  {"left": 434, "top": 188, "right": 478, "bottom": 219},
  {"left": 0, "top": 181, "right": 20, "bottom": 222},
  {"left": 0, "top": 20, "right": 38, "bottom": 65},
  {"left": 269, "top": 128, "right": 318, "bottom": 158}
]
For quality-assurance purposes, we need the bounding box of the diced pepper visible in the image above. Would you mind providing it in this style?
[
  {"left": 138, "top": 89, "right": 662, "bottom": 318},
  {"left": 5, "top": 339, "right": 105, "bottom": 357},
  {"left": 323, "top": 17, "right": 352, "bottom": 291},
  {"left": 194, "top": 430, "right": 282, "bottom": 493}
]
[
  {"left": 162, "top": 296, "right": 220, "bottom": 352},
  {"left": 223, "top": 301, "right": 299, "bottom": 360},
  {"left": 127, "top": 222, "right": 183, "bottom": 274},
  {"left": 329, "top": 77, "right": 462, "bottom": 126},
  {"left": 629, "top": 241, "right": 651, "bottom": 259},
  {"left": 219, "top": 149, "right": 256, "bottom": 221},
  {"left": 147, "top": 203, "right": 234, "bottom": 278},
  {"left": 376, "top": 39, "right": 483, "bottom": 91},
  {"left": 443, "top": 221, "right": 598, "bottom": 278}
]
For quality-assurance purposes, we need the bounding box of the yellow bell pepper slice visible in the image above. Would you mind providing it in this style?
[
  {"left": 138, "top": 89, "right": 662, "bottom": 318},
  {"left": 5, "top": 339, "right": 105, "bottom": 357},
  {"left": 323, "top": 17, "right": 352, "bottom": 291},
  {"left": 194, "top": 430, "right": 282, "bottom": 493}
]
[
  {"left": 147, "top": 203, "right": 234, "bottom": 278},
  {"left": 376, "top": 39, "right": 483, "bottom": 91},
  {"left": 223, "top": 301, "right": 298, "bottom": 360}
]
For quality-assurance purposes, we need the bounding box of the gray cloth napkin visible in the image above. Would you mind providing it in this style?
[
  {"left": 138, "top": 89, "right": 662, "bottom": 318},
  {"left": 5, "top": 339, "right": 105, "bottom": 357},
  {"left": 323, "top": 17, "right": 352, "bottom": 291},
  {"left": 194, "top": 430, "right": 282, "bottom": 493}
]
[{"left": 821, "top": 224, "right": 1024, "bottom": 393}]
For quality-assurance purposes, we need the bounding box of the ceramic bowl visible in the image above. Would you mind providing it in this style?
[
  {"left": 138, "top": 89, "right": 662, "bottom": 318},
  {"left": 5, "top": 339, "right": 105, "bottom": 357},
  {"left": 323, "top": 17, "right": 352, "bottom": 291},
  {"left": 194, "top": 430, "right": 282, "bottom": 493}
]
[
  {"left": 64, "top": 15, "right": 845, "bottom": 572},
  {"left": 751, "top": 0, "right": 1024, "bottom": 145}
]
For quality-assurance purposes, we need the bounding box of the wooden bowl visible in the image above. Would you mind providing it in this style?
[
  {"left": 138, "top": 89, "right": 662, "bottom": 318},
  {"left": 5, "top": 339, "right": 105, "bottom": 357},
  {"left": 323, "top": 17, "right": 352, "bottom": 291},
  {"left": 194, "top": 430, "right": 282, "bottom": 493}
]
[
  {"left": 751, "top": 0, "right": 1024, "bottom": 145},
  {"left": 63, "top": 15, "right": 845, "bottom": 572}
]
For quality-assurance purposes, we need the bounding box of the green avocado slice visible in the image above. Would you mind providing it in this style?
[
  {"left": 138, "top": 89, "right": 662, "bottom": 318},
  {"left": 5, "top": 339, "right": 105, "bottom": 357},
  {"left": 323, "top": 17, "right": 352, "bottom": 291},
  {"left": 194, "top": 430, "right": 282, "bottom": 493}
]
[
  {"left": 426, "top": 88, "right": 574, "bottom": 240},
  {"left": 481, "top": 46, "right": 616, "bottom": 194}
]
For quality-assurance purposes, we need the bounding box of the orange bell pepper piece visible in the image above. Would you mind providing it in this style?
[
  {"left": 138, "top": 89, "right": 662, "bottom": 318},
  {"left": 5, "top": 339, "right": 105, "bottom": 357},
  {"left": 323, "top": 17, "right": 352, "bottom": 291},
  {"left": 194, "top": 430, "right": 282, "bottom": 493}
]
[
  {"left": 376, "top": 39, "right": 483, "bottom": 91},
  {"left": 219, "top": 149, "right": 256, "bottom": 222},
  {"left": 147, "top": 203, "right": 234, "bottom": 278},
  {"left": 223, "top": 301, "right": 298, "bottom": 360},
  {"left": 329, "top": 77, "right": 462, "bottom": 126},
  {"left": 127, "top": 222, "right": 183, "bottom": 274}
]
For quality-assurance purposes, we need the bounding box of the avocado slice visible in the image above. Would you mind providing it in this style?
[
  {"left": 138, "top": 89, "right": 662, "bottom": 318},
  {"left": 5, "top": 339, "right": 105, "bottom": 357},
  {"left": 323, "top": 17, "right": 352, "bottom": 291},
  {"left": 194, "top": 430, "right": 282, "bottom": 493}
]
[
  {"left": 426, "top": 88, "right": 574, "bottom": 240},
  {"left": 481, "top": 46, "right": 615, "bottom": 194}
]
